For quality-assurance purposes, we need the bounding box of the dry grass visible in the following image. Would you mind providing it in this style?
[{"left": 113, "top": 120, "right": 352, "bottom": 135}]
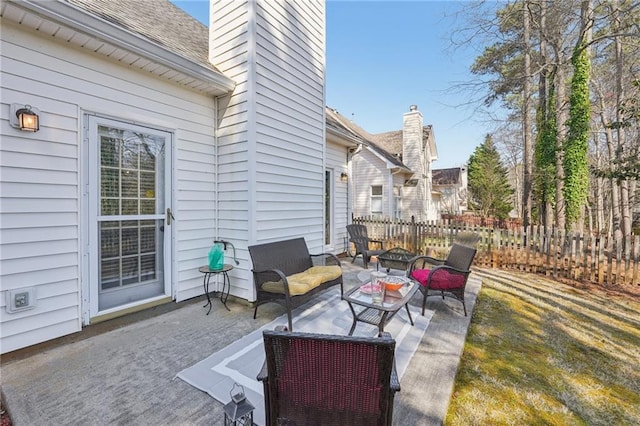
[{"left": 446, "top": 270, "right": 640, "bottom": 425}]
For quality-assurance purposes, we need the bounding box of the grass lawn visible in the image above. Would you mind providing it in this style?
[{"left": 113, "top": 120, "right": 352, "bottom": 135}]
[{"left": 447, "top": 270, "right": 640, "bottom": 425}]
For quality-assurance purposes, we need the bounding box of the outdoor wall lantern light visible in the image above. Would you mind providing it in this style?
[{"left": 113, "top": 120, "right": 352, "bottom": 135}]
[
  {"left": 340, "top": 172, "right": 348, "bottom": 182},
  {"left": 10, "top": 104, "right": 40, "bottom": 132},
  {"left": 223, "top": 383, "right": 255, "bottom": 425}
]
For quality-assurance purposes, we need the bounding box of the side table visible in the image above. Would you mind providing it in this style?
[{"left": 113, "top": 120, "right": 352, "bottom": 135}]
[
  {"left": 377, "top": 247, "right": 415, "bottom": 272},
  {"left": 199, "top": 264, "right": 233, "bottom": 314}
]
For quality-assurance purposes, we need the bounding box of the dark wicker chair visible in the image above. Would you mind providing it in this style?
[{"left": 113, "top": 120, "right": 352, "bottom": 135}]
[
  {"left": 258, "top": 328, "right": 400, "bottom": 426},
  {"left": 407, "top": 243, "right": 477, "bottom": 316},
  {"left": 347, "top": 224, "right": 385, "bottom": 269},
  {"left": 453, "top": 231, "right": 480, "bottom": 247}
]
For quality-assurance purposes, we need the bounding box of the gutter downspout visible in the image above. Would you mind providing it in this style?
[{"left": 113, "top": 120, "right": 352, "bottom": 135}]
[{"left": 347, "top": 144, "right": 363, "bottom": 223}]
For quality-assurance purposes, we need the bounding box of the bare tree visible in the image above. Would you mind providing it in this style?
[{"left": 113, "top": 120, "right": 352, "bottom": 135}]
[{"left": 522, "top": 0, "right": 534, "bottom": 228}]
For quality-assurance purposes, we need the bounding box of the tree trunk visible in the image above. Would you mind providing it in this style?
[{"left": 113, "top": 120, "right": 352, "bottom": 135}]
[
  {"left": 613, "top": 0, "right": 632, "bottom": 243},
  {"left": 538, "top": 0, "right": 553, "bottom": 229},
  {"left": 522, "top": 0, "right": 533, "bottom": 228}
]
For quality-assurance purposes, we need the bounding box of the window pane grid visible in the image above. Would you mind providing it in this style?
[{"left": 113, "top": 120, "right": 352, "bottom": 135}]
[
  {"left": 371, "top": 185, "right": 383, "bottom": 216},
  {"left": 99, "top": 221, "right": 158, "bottom": 291},
  {"left": 99, "top": 129, "right": 158, "bottom": 217}
]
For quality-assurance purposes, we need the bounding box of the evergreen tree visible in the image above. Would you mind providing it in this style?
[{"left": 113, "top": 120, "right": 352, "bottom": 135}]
[{"left": 467, "top": 135, "right": 514, "bottom": 219}]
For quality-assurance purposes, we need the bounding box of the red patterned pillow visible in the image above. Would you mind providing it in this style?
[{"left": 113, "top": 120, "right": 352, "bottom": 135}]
[{"left": 410, "top": 268, "right": 465, "bottom": 290}]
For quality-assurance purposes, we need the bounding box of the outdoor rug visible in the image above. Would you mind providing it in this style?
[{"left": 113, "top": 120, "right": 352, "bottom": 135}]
[{"left": 177, "top": 289, "right": 433, "bottom": 425}]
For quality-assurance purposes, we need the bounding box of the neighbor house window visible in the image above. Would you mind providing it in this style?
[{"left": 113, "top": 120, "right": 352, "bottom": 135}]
[
  {"left": 393, "top": 185, "right": 402, "bottom": 219},
  {"left": 370, "top": 185, "right": 383, "bottom": 216}
]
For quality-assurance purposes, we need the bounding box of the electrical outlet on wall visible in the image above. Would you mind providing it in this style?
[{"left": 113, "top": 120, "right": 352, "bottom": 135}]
[{"left": 6, "top": 288, "right": 37, "bottom": 313}]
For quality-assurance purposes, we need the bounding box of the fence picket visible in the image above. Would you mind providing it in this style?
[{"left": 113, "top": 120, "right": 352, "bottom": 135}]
[{"left": 352, "top": 217, "right": 638, "bottom": 287}]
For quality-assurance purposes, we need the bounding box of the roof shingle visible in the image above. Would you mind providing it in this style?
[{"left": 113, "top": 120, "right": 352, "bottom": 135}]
[{"left": 67, "top": 0, "right": 218, "bottom": 72}]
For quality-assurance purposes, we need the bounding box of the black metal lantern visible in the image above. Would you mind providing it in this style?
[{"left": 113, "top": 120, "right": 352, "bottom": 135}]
[
  {"left": 10, "top": 104, "right": 40, "bottom": 132},
  {"left": 17, "top": 106, "right": 39, "bottom": 132},
  {"left": 223, "top": 383, "right": 255, "bottom": 425}
]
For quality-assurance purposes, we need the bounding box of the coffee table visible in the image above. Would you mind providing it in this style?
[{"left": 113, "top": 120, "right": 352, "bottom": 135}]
[{"left": 342, "top": 278, "right": 419, "bottom": 336}]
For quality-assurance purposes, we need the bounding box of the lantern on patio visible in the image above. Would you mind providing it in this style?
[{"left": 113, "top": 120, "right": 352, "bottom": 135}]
[{"left": 223, "top": 383, "right": 255, "bottom": 425}]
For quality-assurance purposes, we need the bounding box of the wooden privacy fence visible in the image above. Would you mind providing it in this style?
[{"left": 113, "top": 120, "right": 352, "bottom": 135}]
[{"left": 352, "top": 216, "right": 640, "bottom": 286}]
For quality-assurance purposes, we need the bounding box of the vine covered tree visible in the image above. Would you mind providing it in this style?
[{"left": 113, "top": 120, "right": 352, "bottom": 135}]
[
  {"left": 564, "top": 0, "right": 593, "bottom": 230},
  {"left": 468, "top": 135, "right": 514, "bottom": 219}
]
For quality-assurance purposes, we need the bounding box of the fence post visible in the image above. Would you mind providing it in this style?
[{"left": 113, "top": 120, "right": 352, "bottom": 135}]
[{"left": 411, "top": 216, "right": 417, "bottom": 254}]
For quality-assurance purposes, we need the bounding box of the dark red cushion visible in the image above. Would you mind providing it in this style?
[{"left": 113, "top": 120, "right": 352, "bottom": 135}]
[{"left": 410, "top": 268, "right": 465, "bottom": 290}]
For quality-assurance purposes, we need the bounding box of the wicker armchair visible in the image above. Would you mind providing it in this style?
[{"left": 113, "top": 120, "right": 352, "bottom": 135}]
[
  {"left": 408, "top": 243, "right": 477, "bottom": 316},
  {"left": 347, "top": 224, "right": 385, "bottom": 269},
  {"left": 258, "top": 328, "right": 400, "bottom": 426}
]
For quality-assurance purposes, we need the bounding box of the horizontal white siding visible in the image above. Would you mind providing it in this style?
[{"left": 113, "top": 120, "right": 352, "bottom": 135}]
[
  {"left": 210, "top": 0, "right": 253, "bottom": 300},
  {"left": 1, "top": 22, "right": 218, "bottom": 352},
  {"left": 209, "top": 0, "right": 326, "bottom": 301},
  {"left": 254, "top": 0, "right": 325, "bottom": 253},
  {"left": 352, "top": 148, "right": 389, "bottom": 218},
  {"left": 326, "top": 142, "right": 349, "bottom": 254}
]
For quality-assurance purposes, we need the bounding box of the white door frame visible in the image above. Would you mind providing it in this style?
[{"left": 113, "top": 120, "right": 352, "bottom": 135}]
[
  {"left": 81, "top": 114, "right": 174, "bottom": 323},
  {"left": 325, "top": 168, "right": 335, "bottom": 252}
]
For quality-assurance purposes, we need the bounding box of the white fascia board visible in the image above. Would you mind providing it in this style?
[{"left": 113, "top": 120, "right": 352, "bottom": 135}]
[
  {"left": 326, "top": 127, "right": 361, "bottom": 148},
  {"left": 17, "top": 0, "right": 236, "bottom": 94},
  {"left": 429, "top": 129, "right": 439, "bottom": 160}
]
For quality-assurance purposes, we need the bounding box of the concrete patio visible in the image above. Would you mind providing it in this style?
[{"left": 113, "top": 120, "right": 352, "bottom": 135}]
[{"left": 1, "top": 260, "right": 482, "bottom": 425}]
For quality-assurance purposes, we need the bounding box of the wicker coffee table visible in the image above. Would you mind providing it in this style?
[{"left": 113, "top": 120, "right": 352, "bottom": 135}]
[
  {"left": 377, "top": 247, "right": 416, "bottom": 272},
  {"left": 342, "top": 278, "right": 418, "bottom": 336}
]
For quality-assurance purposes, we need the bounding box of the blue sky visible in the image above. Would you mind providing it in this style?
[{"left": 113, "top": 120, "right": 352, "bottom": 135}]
[{"left": 171, "top": 1, "right": 494, "bottom": 169}]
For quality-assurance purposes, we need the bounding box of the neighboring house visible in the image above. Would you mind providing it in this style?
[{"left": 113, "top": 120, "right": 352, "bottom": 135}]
[
  {"left": 327, "top": 105, "right": 439, "bottom": 222},
  {"left": 1, "top": 0, "right": 331, "bottom": 353},
  {"left": 432, "top": 167, "right": 468, "bottom": 216}
]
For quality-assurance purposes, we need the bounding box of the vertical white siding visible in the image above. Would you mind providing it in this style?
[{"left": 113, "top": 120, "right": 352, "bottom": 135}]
[
  {"left": 210, "top": 0, "right": 326, "bottom": 299},
  {"left": 0, "top": 22, "right": 217, "bottom": 352}
]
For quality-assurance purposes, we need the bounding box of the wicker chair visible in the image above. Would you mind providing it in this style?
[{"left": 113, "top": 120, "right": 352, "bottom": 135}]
[
  {"left": 407, "top": 243, "right": 477, "bottom": 316},
  {"left": 347, "top": 224, "right": 385, "bottom": 269},
  {"left": 258, "top": 328, "right": 400, "bottom": 426},
  {"left": 453, "top": 231, "right": 480, "bottom": 247}
]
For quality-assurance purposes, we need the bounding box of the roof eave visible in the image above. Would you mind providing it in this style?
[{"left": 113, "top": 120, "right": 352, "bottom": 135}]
[{"left": 11, "top": 0, "right": 236, "bottom": 95}]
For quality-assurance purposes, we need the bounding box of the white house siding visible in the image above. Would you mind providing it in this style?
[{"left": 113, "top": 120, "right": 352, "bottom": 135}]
[
  {"left": 0, "top": 22, "right": 218, "bottom": 353},
  {"left": 402, "top": 110, "right": 427, "bottom": 221},
  {"left": 326, "top": 142, "right": 349, "bottom": 254},
  {"left": 209, "top": 0, "right": 252, "bottom": 300},
  {"left": 254, "top": 0, "right": 325, "bottom": 250},
  {"left": 352, "top": 148, "right": 390, "bottom": 218},
  {"left": 210, "top": 0, "right": 326, "bottom": 300}
]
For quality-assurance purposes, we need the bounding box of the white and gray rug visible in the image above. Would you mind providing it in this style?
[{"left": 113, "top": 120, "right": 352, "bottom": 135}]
[{"left": 177, "top": 289, "right": 433, "bottom": 425}]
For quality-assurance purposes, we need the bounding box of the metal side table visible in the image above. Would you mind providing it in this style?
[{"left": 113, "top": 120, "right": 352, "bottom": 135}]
[{"left": 199, "top": 264, "right": 233, "bottom": 314}]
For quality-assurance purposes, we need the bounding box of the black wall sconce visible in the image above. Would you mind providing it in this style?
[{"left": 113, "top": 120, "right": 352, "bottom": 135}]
[
  {"left": 10, "top": 104, "right": 40, "bottom": 132},
  {"left": 340, "top": 172, "right": 348, "bottom": 182}
]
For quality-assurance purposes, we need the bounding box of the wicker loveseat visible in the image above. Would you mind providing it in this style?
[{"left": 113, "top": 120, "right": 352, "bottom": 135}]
[{"left": 248, "top": 238, "right": 343, "bottom": 330}]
